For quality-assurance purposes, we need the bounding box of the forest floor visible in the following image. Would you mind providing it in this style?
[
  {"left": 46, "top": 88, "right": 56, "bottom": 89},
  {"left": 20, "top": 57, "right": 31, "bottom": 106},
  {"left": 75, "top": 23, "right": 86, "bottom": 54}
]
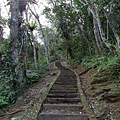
[{"left": 0, "top": 61, "right": 120, "bottom": 120}]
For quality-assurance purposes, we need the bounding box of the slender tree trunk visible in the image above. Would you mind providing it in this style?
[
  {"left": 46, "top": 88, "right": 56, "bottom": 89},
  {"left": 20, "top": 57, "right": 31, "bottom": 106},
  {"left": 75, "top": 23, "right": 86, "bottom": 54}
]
[
  {"left": 22, "top": 50, "right": 27, "bottom": 83},
  {"left": 93, "top": 16, "right": 104, "bottom": 56},
  {"left": 44, "top": 38, "right": 50, "bottom": 70},
  {"left": 31, "top": 31, "right": 38, "bottom": 69},
  {"left": 109, "top": 24, "right": 120, "bottom": 49},
  {"left": 0, "top": 25, "right": 3, "bottom": 66},
  {"left": 10, "top": 0, "right": 19, "bottom": 75},
  {"left": 66, "top": 49, "right": 69, "bottom": 60},
  {"left": 104, "top": 13, "right": 120, "bottom": 48},
  {"left": 45, "top": 28, "right": 51, "bottom": 69},
  {"left": 68, "top": 46, "right": 74, "bottom": 59},
  {"left": 23, "top": 27, "right": 28, "bottom": 83},
  {"left": 28, "top": 6, "right": 50, "bottom": 71},
  {"left": 37, "top": 19, "right": 50, "bottom": 70},
  {"left": 0, "top": 26, "right": 3, "bottom": 44},
  {"left": 0, "top": 53, "right": 2, "bottom": 66},
  {"left": 0, "top": 8, "right": 3, "bottom": 44}
]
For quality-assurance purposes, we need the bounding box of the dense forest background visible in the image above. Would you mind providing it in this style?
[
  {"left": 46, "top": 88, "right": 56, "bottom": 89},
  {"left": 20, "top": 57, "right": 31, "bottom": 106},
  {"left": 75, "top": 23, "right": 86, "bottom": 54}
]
[{"left": 0, "top": 0, "right": 120, "bottom": 111}]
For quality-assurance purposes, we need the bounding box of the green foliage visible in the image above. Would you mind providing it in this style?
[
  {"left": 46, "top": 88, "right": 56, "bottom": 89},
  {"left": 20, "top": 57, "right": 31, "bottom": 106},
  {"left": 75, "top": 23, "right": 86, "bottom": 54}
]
[
  {"left": 82, "top": 56, "right": 105, "bottom": 67},
  {"left": 0, "top": 96, "right": 8, "bottom": 108},
  {"left": 72, "top": 55, "right": 84, "bottom": 64},
  {"left": 27, "top": 58, "right": 35, "bottom": 69},
  {"left": 11, "top": 116, "right": 23, "bottom": 120},
  {"left": 26, "top": 70, "right": 42, "bottom": 83},
  {"left": 0, "top": 38, "right": 47, "bottom": 108},
  {"left": 0, "top": 40, "right": 9, "bottom": 54},
  {"left": 82, "top": 54, "right": 120, "bottom": 79},
  {"left": 27, "top": 21, "right": 37, "bottom": 31},
  {"left": 0, "top": 0, "right": 120, "bottom": 113},
  {"left": 0, "top": 40, "right": 23, "bottom": 108}
]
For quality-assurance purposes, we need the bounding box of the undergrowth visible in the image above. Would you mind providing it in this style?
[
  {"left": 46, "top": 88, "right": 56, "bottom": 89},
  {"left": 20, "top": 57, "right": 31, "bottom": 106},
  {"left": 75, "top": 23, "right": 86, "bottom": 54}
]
[
  {"left": 0, "top": 41, "right": 46, "bottom": 110},
  {"left": 82, "top": 55, "right": 120, "bottom": 71},
  {"left": 0, "top": 41, "right": 23, "bottom": 109},
  {"left": 80, "top": 52, "right": 120, "bottom": 81}
]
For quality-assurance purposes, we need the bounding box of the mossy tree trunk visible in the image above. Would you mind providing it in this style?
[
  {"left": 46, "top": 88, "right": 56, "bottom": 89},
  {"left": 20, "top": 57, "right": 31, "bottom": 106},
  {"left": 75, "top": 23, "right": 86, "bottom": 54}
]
[
  {"left": 10, "top": 0, "right": 19, "bottom": 75},
  {"left": 9, "top": 0, "right": 20, "bottom": 91}
]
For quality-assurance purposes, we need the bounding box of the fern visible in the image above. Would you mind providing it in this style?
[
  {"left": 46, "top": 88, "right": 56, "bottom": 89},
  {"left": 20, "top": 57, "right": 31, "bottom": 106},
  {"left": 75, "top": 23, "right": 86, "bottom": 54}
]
[{"left": 0, "top": 97, "right": 8, "bottom": 108}]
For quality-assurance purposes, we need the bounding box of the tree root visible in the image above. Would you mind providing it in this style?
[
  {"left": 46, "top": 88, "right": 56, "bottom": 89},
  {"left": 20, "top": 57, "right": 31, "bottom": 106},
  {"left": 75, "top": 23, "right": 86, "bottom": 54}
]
[{"left": 0, "top": 109, "right": 23, "bottom": 117}]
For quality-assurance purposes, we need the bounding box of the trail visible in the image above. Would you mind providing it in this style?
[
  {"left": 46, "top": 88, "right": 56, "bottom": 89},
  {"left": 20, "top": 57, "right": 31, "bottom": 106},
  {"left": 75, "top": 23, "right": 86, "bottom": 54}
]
[{"left": 37, "top": 61, "right": 95, "bottom": 120}]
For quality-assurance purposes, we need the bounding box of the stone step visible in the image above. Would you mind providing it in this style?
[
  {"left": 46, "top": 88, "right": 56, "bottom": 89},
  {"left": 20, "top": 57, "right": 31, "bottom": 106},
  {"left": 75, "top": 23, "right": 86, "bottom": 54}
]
[
  {"left": 50, "top": 89, "right": 78, "bottom": 93},
  {"left": 52, "top": 87, "right": 77, "bottom": 90},
  {"left": 46, "top": 98, "right": 81, "bottom": 104},
  {"left": 58, "top": 79, "right": 76, "bottom": 81},
  {"left": 56, "top": 80, "right": 77, "bottom": 85},
  {"left": 55, "top": 81, "right": 77, "bottom": 83},
  {"left": 51, "top": 87, "right": 78, "bottom": 90},
  {"left": 53, "top": 84, "right": 77, "bottom": 88},
  {"left": 55, "top": 82, "right": 77, "bottom": 84},
  {"left": 47, "top": 93, "right": 79, "bottom": 98},
  {"left": 56, "top": 79, "right": 76, "bottom": 81},
  {"left": 38, "top": 114, "right": 89, "bottom": 120},
  {"left": 43, "top": 104, "right": 83, "bottom": 111},
  {"left": 54, "top": 82, "right": 77, "bottom": 85}
]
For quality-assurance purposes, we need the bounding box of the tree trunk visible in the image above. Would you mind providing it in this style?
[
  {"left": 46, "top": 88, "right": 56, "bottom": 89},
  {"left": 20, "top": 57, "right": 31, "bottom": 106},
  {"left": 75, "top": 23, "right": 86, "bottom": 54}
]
[
  {"left": 88, "top": 5, "right": 116, "bottom": 56},
  {"left": 0, "top": 8, "right": 3, "bottom": 44},
  {"left": 22, "top": 50, "right": 27, "bottom": 83},
  {"left": 0, "top": 26, "right": 3, "bottom": 44},
  {"left": 37, "top": 19, "right": 50, "bottom": 71},
  {"left": 28, "top": 6, "right": 50, "bottom": 71},
  {"left": 0, "top": 53, "right": 2, "bottom": 66},
  {"left": 93, "top": 15, "right": 104, "bottom": 56},
  {"left": 44, "top": 38, "right": 50, "bottom": 70},
  {"left": 68, "top": 46, "right": 74, "bottom": 59},
  {"left": 31, "top": 31, "right": 38, "bottom": 69},
  {"left": 0, "top": 25, "right": 3, "bottom": 66},
  {"left": 104, "top": 13, "right": 120, "bottom": 49},
  {"left": 10, "top": 0, "right": 19, "bottom": 75}
]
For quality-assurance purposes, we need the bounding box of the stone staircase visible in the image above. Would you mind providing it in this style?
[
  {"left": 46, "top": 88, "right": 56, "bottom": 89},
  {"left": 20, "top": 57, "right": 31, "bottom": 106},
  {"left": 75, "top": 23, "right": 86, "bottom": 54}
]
[{"left": 37, "top": 61, "right": 89, "bottom": 120}]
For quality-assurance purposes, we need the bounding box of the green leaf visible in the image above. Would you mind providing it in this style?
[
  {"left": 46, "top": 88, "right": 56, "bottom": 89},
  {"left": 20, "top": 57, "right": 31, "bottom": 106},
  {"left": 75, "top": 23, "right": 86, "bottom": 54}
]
[
  {"left": 11, "top": 116, "right": 23, "bottom": 120},
  {"left": 0, "top": 97, "right": 8, "bottom": 106}
]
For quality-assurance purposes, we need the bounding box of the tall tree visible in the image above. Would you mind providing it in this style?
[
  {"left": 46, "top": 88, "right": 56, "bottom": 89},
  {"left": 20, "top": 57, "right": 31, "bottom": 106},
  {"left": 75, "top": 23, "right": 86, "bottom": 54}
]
[
  {"left": 27, "top": 21, "right": 38, "bottom": 69},
  {"left": 10, "top": 0, "right": 19, "bottom": 75},
  {"left": 28, "top": 6, "right": 51, "bottom": 70}
]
